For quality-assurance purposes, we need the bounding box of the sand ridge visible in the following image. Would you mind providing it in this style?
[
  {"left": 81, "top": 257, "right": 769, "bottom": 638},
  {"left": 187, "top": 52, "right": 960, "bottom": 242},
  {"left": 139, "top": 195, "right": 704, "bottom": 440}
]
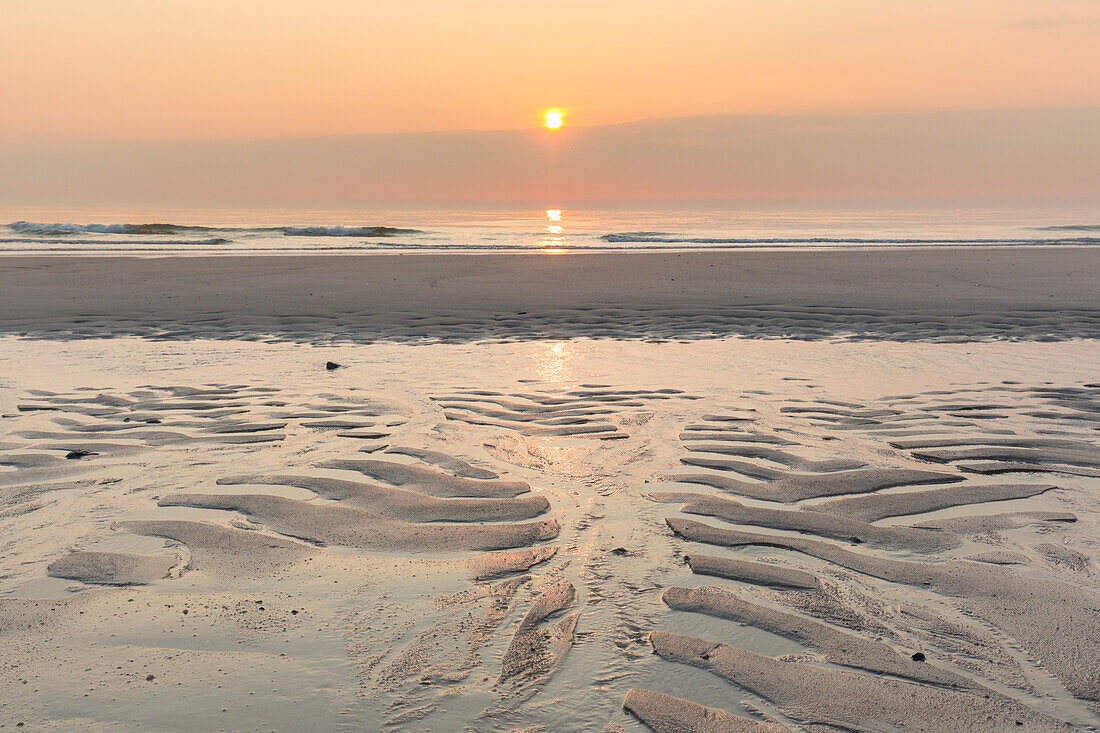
[
  {"left": 1, "top": 369, "right": 1098, "bottom": 730},
  {"left": 633, "top": 383, "right": 1100, "bottom": 730}
]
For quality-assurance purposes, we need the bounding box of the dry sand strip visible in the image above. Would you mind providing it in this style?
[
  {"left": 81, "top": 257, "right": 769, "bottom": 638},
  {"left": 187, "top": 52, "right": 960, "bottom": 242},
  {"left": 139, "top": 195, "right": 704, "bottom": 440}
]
[
  {"left": 316, "top": 459, "right": 531, "bottom": 498},
  {"left": 216, "top": 474, "right": 550, "bottom": 523},
  {"left": 667, "top": 467, "right": 961, "bottom": 502},
  {"left": 114, "top": 518, "right": 559, "bottom": 583},
  {"left": 433, "top": 400, "right": 617, "bottom": 421},
  {"left": 677, "top": 554, "right": 938, "bottom": 651},
  {"left": 648, "top": 632, "right": 1073, "bottom": 731},
  {"left": 680, "top": 444, "right": 864, "bottom": 472},
  {"left": 45, "top": 543, "right": 558, "bottom": 587},
  {"left": 14, "top": 428, "right": 284, "bottom": 446},
  {"left": 665, "top": 519, "right": 1100, "bottom": 705},
  {"left": 678, "top": 432, "right": 796, "bottom": 445},
  {"left": 469, "top": 546, "right": 559, "bottom": 580},
  {"left": 383, "top": 446, "right": 499, "bottom": 479},
  {"left": 622, "top": 689, "right": 788, "bottom": 733},
  {"left": 912, "top": 511, "right": 1076, "bottom": 533},
  {"left": 959, "top": 461, "right": 1100, "bottom": 477},
  {"left": 46, "top": 551, "right": 177, "bottom": 586},
  {"left": 157, "top": 493, "right": 560, "bottom": 553},
  {"left": 683, "top": 554, "right": 821, "bottom": 590},
  {"left": 911, "top": 446, "right": 1100, "bottom": 468},
  {"left": 662, "top": 585, "right": 969, "bottom": 688},
  {"left": 888, "top": 436, "right": 1093, "bottom": 450},
  {"left": 3, "top": 249, "right": 1099, "bottom": 342},
  {"left": 810, "top": 482, "right": 1057, "bottom": 521},
  {"left": 442, "top": 412, "right": 627, "bottom": 438},
  {"left": 432, "top": 389, "right": 636, "bottom": 439},
  {"left": 498, "top": 580, "right": 579, "bottom": 687},
  {"left": 119, "top": 519, "right": 316, "bottom": 579},
  {"left": 648, "top": 493, "right": 958, "bottom": 551}
]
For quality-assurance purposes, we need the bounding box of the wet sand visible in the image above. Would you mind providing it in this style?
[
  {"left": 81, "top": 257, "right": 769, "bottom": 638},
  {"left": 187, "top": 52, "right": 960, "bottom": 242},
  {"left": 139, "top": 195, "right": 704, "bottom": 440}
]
[
  {"left": 1, "top": 251, "right": 1099, "bottom": 731},
  {"left": 1, "top": 248, "right": 1099, "bottom": 342}
]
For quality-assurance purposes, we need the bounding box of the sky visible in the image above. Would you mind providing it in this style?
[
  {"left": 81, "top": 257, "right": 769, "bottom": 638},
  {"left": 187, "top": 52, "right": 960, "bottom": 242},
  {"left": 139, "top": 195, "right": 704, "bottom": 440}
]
[{"left": 2, "top": 0, "right": 1099, "bottom": 205}]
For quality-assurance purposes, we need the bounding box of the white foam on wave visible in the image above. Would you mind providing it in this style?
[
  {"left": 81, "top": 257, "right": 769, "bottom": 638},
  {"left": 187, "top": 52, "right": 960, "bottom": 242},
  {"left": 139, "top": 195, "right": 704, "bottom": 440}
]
[
  {"left": 0, "top": 237, "right": 231, "bottom": 247},
  {"left": 278, "top": 225, "right": 421, "bottom": 237},
  {"left": 7, "top": 221, "right": 423, "bottom": 238},
  {"left": 1034, "top": 224, "right": 1100, "bottom": 232},
  {"left": 9, "top": 221, "right": 216, "bottom": 236}
]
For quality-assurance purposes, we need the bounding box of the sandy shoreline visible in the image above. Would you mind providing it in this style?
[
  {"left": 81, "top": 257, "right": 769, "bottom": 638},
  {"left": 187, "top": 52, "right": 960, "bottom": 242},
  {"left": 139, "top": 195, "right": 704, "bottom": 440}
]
[
  {"left": 1, "top": 335, "right": 1098, "bottom": 731},
  {"left": 1, "top": 248, "right": 1099, "bottom": 731},
  {"left": 2, "top": 248, "right": 1098, "bottom": 342}
]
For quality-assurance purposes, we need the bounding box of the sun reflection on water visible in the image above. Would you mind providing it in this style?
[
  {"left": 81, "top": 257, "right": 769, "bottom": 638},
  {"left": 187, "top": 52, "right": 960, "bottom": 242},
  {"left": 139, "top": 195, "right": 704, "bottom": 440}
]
[
  {"left": 540, "top": 208, "right": 566, "bottom": 254},
  {"left": 534, "top": 341, "right": 576, "bottom": 382}
]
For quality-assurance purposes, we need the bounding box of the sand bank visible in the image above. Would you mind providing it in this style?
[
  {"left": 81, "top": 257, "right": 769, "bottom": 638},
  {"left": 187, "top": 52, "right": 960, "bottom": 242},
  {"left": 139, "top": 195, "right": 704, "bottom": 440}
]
[
  {"left": 1, "top": 248, "right": 1098, "bottom": 341},
  {"left": 1, "top": 257, "right": 1099, "bottom": 730}
]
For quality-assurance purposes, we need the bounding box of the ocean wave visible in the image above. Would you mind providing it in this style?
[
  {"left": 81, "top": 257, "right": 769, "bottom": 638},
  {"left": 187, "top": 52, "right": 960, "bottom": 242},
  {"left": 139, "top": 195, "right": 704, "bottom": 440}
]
[
  {"left": 1033, "top": 224, "right": 1100, "bottom": 232},
  {"left": 8, "top": 222, "right": 423, "bottom": 238},
  {"left": 278, "top": 225, "right": 421, "bottom": 237},
  {"left": 602, "top": 231, "right": 673, "bottom": 238},
  {"left": 9, "top": 221, "right": 218, "bottom": 236},
  {"left": 0, "top": 237, "right": 230, "bottom": 246},
  {"left": 601, "top": 233, "right": 1100, "bottom": 245}
]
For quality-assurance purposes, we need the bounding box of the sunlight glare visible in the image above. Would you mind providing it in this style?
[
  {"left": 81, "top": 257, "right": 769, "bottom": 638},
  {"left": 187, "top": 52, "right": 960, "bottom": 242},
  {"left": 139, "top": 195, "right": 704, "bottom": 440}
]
[
  {"left": 534, "top": 341, "right": 575, "bottom": 381},
  {"left": 543, "top": 109, "right": 564, "bottom": 129}
]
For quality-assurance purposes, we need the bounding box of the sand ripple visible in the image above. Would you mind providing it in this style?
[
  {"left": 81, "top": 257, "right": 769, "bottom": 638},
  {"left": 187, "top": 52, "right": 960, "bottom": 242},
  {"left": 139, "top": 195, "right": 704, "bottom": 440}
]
[{"left": 2, "top": 378, "right": 1097, "bottom": 730}]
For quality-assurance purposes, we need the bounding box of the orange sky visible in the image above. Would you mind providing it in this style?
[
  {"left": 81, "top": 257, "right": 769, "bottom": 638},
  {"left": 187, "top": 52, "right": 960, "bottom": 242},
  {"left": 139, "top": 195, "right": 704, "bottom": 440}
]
[{"left": 2, "top": 0, "right": 1099, "bottom": 141}]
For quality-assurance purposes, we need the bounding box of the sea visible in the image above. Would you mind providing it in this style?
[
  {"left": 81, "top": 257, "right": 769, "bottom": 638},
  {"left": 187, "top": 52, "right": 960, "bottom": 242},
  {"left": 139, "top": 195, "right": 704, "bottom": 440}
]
[{"left": 0, "top": 204, "right": 1096, "bottom": 255}]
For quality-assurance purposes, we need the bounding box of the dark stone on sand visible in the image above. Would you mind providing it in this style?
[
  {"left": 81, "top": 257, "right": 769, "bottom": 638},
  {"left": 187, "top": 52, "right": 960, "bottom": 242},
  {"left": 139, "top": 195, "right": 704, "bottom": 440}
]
[
  {"left": 325, "top": 361, "right": 342, "bottom": 370},
  {"left": 912, "top": 652, "right": 926, "bottom": 662},
  {"left": 65, "top": 450, "right": 95, "bottom": 459}
]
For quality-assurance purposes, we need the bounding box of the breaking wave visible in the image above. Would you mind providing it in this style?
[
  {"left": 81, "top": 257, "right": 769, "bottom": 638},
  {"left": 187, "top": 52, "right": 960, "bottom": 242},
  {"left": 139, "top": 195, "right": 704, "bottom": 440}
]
[
  {"left": 0, "top": 238, "right": 231, "bottom": 246},
  {"left": 1033, "top": 224, "right": 1100, "bottom": 232},
  {"left": 7, "top": 222, "right": 423, "bottom": 238},
  {"left": 9, "top": 221, "right": 218, "bottom": 236},
  {"left": 277, "top": 225, "right": 421, "bottom": 237}
]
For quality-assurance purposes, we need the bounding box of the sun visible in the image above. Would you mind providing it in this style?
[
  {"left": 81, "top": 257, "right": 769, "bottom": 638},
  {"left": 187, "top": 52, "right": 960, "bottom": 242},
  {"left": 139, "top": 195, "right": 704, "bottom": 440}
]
[{"left": 543, "top": 109, "right": 564, "bottom": 129}]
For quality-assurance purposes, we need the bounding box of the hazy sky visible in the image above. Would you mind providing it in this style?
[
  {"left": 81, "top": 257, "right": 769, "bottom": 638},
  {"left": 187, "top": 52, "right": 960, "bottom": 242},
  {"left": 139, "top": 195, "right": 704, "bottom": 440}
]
[
  {"left": 2, "top": 1, "right": 1098, "bottom": 204},
  {"left": 5, "top": 109, "right": 1097, "bottom": 206}
]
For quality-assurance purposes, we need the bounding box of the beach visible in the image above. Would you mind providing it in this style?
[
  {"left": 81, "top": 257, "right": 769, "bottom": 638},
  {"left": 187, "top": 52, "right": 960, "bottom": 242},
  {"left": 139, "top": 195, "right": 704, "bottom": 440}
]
[
  {"left": 2, "top": 248, "right": 1099, "bottom": 731},
  {"left": 2, "top": 247, "right": 1098, "bottom": 341},
  {"left": 7, "top": 0, "right": 1100, "bottom": 727}
]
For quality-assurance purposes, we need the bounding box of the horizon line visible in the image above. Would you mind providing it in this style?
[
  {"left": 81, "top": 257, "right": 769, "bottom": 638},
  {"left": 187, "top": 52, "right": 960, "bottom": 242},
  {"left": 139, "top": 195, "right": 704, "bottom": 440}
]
[{"left": 6, "top": 104, "right": 1100, "bottom": 147}]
